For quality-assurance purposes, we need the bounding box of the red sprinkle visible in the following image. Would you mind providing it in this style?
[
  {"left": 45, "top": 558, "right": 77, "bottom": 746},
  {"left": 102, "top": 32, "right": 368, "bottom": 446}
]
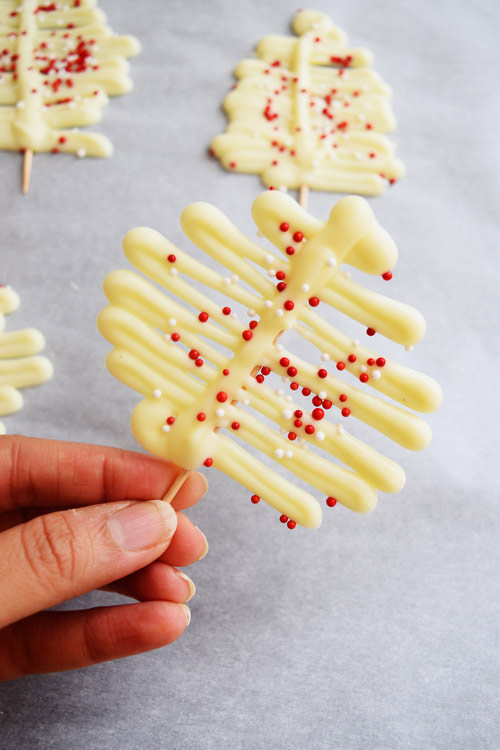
[
  {"left": 287, "top": 520, "right": 296, "bottom": 529},
  {"left": 360, "top": 373, "right": 369, "bottom": 383},
  {"left": 277, "top": 282, "right": 286, "bottom": 292},
  {"left": 302, "top": 387, "right": 311, "bottom": 397},
  {"left": 167, "top": 254, "right": 176, "bottom": 263},
  {"left": 312, "top": 396, "right": 323, "bottom": 407},
  {"left": 198, "top": 312, "right": 209, "bottom": 322},
  {"left": 288, "top": 432, "right": 297, "bottom": 441},
  {"left": 294, "top": 409, "right": 303, "bottom": 418},
  {"left": 231, "top": 422, "right": 240, "bottom": 430},
  {"left": 256, "top": 374, "right": 264, "bottom": 383},
  {"left": 287, "top": 366, "right": 297, "bottom": 377},
  {"left": 366, "top": 328, "right": 376, "bottom": 337},
  {"left": 249, "top": 320, "right": 258, "bottom": 330},
  {"left": 195, "top": 359, "right": 203, "bottom": 367},
  {"left": 290, "top": 382, "right": 299, "bottom": 391},
  {"left": 382, "top": 271, "right": 393, "bottom": 281},
  {"left": 242, "top": 330, "right": 253, "bottom": 341},
  {"left": 336, "top": 362, "right": 345, "bottom": 371},
  {"left": 222, "top": 306, "right": 231, "bottom": 315},
  {"left": 171, "top": 333, "right": 180, "bottom": 342},
  {"left": 280, "top": 357, "right": 290, "bottom": 368},
  {"left": 305, "top": 425, "right": 315, "bottom": 435},
  {"left": 341, "top": 408, "right": 351, "bottom": 417},
  {"left": 348, "top": 354, "right": 356, "bottom": 363},
  {"left": 376, "top": 357, "right": 386, "bottom": 367},
  {"left": 204, "top": 458, "right": 213, "bottom": 467},
  {"left": 286, "top": 246, "right": 295, "bottom": 255},
  {"left": 318, "top": 369, "right": 327, "bottom": 378},
  {"left": 216, "top": 391, "right": 228, "bottom": 403},
  {"left": 58, "top": 136, "right": 67, "bottom": 144},
  {"left": 251, "top": 494, "right": 260, "bottom": 504},
  {"left": 294, "top": 419, "right": 302, "bottom": 428},
  {"left": 323, "top": 400, "right": 332, "bottom": 410},
  {"left": 276, "top": 270, "right": 285, "bottom": 280},
  {"left": 309, "top": 297, "right": 320, "bottom": 307},
  {"left": 189, "top": 349, "right": 199, "bottom": 360},
  {"left": 284, "top": 300, "right": 294, "bottom": 311},
  {"left": 367, "top": 358, "right": 375, "bottom": 366},
  {"left": 280, "top": 222, "right": 289, "bottom": 232},
  {"left": 261, "top": 366, "right": 271, "bottom": 376},
  {"left": 223, "top": 369, "right": 230, "bottom": 376},
  {"left": 312, "top": 408, "right": 324, "bottom": 420},
  {"left": 339, "top": 394, "right": 347, "bottom": 402},
  {"left": 326, "top": 497, "right": 337, "bottom": 507},
  {"left": 197, "top": 413, "right": 206, "bottom": 421},
  {"left": 280, "top": 514, "right": 288, "bottom": 523},
  {"left": 292, "top": 231, "right": 303, "bottom": 243},
  {"left": 166, "top": 416, "right": 175, "bottom": 425}
]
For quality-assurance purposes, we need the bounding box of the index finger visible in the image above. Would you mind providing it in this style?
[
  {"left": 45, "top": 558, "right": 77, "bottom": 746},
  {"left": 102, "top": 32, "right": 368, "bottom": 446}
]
[{"left": 0, "top": 435, "right": 207, "bottom": 512}]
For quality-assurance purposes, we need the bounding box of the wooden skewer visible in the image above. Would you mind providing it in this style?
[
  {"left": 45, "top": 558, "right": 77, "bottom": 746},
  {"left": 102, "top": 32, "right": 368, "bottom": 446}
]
[
  {"left": 298, "top": 184, "right": 309, "bottom": 210},
  {"left": 22, "top": 149, "right": 33, "bottom": 194},
  {"left": 162, "top": 185, "right": 310, "bottom": 504}
]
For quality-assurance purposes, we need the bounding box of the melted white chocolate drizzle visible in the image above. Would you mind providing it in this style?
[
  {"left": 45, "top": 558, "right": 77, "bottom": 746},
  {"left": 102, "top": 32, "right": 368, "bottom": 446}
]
[
  {"left": 98, "top": 191, "right": 441, "bottom": 529},
  {"left": 0, "top": 0, "right": 140, "bottom": 156},
  {"left": 211, "top": 9, "right": 404, "bottom": 195},
  {"left": 0, "top": 284, "right": 53, "bottom": 433}
]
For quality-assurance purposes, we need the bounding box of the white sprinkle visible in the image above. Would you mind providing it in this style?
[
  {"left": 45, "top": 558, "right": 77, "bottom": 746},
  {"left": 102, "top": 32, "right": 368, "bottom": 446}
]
[
  {"left": 301, "top": 283, "right": 310, "bottom": 292},
  {"left": 352, "top": 339, "right": 360, "bottom": 347},
  {"left": 68, "top": 101, "right": 76, "bottom": 109},
  {"left": 315, "top": 431, "right": 325, "bottom": 442},
  {"left": 264, "top": 300, "right": 273, "bottom": 308},
  {"left": 223, "top": 277, "right": 231, "bottom": 286},
  {"left": 162, "top": 425, "right": 170, "bottom": 433},
  {"left": 357, "top": 112, "right": 366, "bottom": 121},
  {"left": 276, "top": 309, "right": 284, "bottom": 318},
  {"left": 16, "top": 101, "right": 25, "bottom": 109},
  {"left": 243, "top": 398, "right": 250, "bottom": 405},
  {"left": 230, "top": 274, "right": 239, "bottom": 283},
  {"left": 153, "top": 389, "right": 162, "bottom": 399},
  {"left": 276, "top": 343, "right": 284, "bottom": 352},
  {"left": 275, "top": 449, "right": 284, "bottom": 459},
  {"left": 286, "top": 322, "right": 293, "bottom": 330},
  {"left": 282, "top": 409, "right": 293, "bottom": 420},
  {"left": 298, "top": 437, "right": 306, "bottom": 446},
  {"left": 406, "top": 345, "right": 414, "bottom": 352},
  {"left": 318, "top": 391, "right": 327, "bottom": 400},
  {"left": 77, "top": 148, "right": 86, "bottom": 159},
  {"left": 268, "top": 269, "right": 276, "bottom": 278},
  {"left": 360, "top": 365, "right": 367, "bottom": 372},
  {"left": 276, "top": 388, "right": 284, "bottom": 397},
  {"left": 256, "top": 230, "right": 264, "bottom": 238},
  {"left": 279, "top": 186, "right": 288, "bottom": 193},
  {"left": 337, "top": 424, "right": 345, "bottom": 435},
  {"left": 281, "top": 375, "right": 289, "bottom": 383},
  {"left": 279, "top": 427, "right": 287, "bottom": 435},
  {"left": 285, "top": 395, "right": 293, "bottom": 402},
  {"left": 170, "top": 268, "right": 178, "bottom": 276},
  {"left": 164, "top": 334, "right": 171, "bottom": 341},
  {"left": 230, "top": 312, "right": 238, "bottom": 319},
  {"left": 216, "top": 408, "right": 225, "bottom": 418},
  {"left": 354, "top": 152, "right": 364, "bottom": 160},
  {"left": 321, "top": 352, "right": 330, "bottom": 361},
  {"left": 56, "top": 18, "right": 64, "bottom": 25},
  {"left": 327, "top": 258, "right": 336, "bottom": 267},
  {"left": 168, "top": 318, "right": 176, "bottom": 326},
  {"left": 247, "top": 308, "right": 256, "bottom": 317},
  {"left": 284, "top": 450, "right": 293, "bottom": 459},
  {"left": 265, "top": 254, "right": 274, "bottom": 264},
  {"left": 371, "top": 370, "right": 381, "bottom": 379}
]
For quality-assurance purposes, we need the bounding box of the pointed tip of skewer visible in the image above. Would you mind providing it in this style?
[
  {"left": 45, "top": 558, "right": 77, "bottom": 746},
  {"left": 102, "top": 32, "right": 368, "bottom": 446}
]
[
  {"left": 22, "top": 149, "right": 33, "bottom": 194},
  {"left": 298, "top": 184, "right": 309, "bottom": 210}
]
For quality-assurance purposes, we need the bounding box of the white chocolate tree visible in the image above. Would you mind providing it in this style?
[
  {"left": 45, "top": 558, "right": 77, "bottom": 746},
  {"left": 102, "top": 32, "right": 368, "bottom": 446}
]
[
  {"left": 98, "top": 191, "right": 441, "bottom": 529},
  {"left": 211, "top": 9, "right": 404, "bottom": 196},
  {"left": 0, "top": 284, "right": 53, "bottom": 434},
  {"left": 0, "top": 0, "right": 140, "bottom": 190}
]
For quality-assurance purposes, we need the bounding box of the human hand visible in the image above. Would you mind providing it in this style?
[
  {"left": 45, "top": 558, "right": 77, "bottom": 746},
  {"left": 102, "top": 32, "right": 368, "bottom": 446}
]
[{"left": 0, "top": 436, "right": 208, "bottom": 681}]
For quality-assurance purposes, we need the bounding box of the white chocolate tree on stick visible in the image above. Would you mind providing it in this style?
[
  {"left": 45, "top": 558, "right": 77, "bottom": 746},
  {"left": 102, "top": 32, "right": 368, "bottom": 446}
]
[
  {"left": 0, "top": 284, "right": 53, "bottom": 433},
  {"left": 211, "top": 9, "right": 404, "bottom": 197},
  {"left": 98, "top": 190, "right": 441, "bottom": 529},
  {"left": 0, "top": 0, "right": 140, "bottom": 192}
]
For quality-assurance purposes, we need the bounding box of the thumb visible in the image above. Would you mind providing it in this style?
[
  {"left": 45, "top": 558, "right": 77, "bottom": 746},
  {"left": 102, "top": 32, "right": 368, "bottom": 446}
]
[{"left": 0, "top": 500, "right": 177, "bottom": 628}]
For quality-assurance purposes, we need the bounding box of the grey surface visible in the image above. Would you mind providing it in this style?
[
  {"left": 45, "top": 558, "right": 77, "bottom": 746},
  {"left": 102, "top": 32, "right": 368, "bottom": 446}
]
[{"left": 1, "top": 0, "right": 499, "bottom": 748}]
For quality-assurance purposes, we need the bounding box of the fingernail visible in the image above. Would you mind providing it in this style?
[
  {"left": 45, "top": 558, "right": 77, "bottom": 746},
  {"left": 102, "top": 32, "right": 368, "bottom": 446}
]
[
  {"left": 179, "top": 604, "right": 191, "bottom": 626},
  {"left": 194, "top": 471, "right": 208, "bottom": 498},
  {"left": 108, "top": 501, "right": 177, "bottom": 552},
  {"left": 175, "top": 569, "right": 196, "bottom": 602},
  {"left": 195, "top": 526, "right": 209, "bottom": 561}
]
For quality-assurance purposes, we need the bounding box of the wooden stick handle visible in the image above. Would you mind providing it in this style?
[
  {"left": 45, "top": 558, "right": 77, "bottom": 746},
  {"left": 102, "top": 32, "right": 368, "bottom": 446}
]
[
  {"left": 298, "top": 184, "right": 309, "bottom": 210},
  {"left": 22, "top": 149, "right": 33, "bottom": 194},
  {"left": 161, "top": 467, "right": 191, "bottom": 503}
]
